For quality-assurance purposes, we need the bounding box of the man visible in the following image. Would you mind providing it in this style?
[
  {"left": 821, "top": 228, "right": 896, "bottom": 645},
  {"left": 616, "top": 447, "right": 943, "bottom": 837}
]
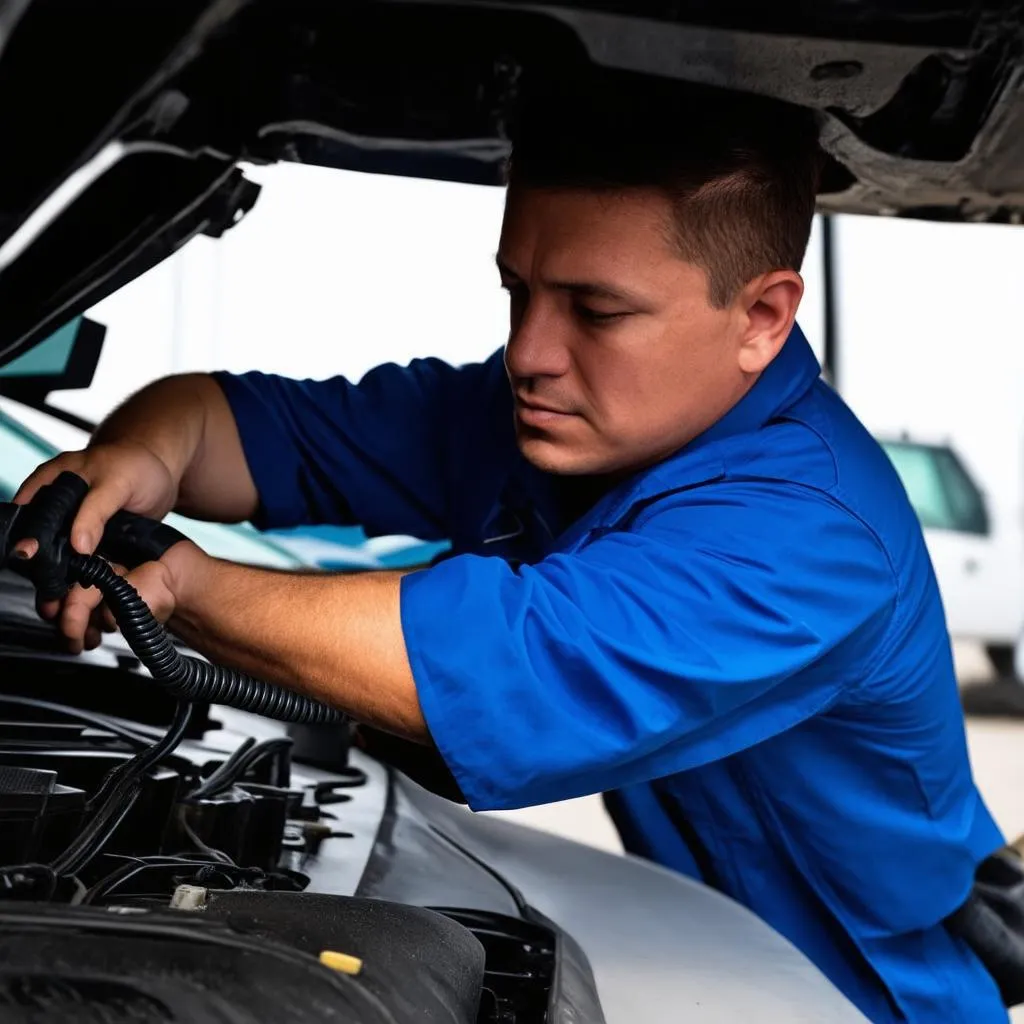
[{"left": 15, "top": 81, "right": 1006, "bottom": 1021}]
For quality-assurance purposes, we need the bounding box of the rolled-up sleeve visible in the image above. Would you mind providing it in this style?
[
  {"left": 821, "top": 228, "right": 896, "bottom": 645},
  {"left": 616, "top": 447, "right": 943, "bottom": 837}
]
[
  {"left": 210, "top": 351, "right": 507, "bottom": 536},
  {"left": 401, "top": 482, "right": 897, "bottom": 811}
]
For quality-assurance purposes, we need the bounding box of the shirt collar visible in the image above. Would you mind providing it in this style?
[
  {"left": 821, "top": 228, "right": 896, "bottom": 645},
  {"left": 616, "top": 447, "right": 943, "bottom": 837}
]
[
  {"left": 685, "top": 321, "right": 821, "bottom": 453},
  {"left": 552, "top": 322, "right": 822, "bottom": 549}
]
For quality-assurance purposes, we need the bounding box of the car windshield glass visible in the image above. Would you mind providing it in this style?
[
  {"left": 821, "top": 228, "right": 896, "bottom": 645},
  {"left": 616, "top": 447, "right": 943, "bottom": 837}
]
[{"left": 0, "top": 407, "right": 300, "bottom": 568}]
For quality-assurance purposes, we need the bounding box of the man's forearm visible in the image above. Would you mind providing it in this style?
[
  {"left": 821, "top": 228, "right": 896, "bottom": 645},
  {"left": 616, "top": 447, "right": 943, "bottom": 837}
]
[
  {"left": 91, "top": 374, "right": 259, "bottom": 523},
  {"left": 167, "top": 546, "right": 426, "bottom": 739},
  {"left": 91, "top": 375, "right": 208, "bottom": 480}
]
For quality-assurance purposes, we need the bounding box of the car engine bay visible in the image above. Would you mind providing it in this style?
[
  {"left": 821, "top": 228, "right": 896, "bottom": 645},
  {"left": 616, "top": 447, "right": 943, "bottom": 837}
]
[
  {"left": 0, "top": 478, "right": 588, "bottom": 1023},
  {"left": 0, "top": 680, "right": 564, "bottom": 1021}
]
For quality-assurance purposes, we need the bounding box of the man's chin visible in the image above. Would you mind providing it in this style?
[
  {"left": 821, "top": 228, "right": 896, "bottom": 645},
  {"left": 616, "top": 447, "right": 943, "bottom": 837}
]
[{"left": 516, "top": 433, "right": 603, "bottom": 476}]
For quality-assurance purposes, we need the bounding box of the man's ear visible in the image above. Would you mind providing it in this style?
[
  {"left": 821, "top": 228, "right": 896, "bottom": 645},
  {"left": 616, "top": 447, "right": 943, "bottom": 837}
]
[{"left": 736, "top": 270, "right": 804, "bottom": 375}]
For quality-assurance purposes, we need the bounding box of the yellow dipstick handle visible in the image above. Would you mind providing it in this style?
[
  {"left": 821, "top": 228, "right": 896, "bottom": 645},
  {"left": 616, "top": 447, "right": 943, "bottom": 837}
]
[{"left": 319, "top": 950, "right": 364, "bottom": 976}]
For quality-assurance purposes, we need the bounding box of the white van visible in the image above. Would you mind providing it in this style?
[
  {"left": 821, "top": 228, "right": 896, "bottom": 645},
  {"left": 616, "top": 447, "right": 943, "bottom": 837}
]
[{"left": 879, "top": 436, "right": 1024, "bottom": 679}]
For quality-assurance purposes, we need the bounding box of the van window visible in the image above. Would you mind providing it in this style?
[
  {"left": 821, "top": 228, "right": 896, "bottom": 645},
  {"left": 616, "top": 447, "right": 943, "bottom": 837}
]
[
  {"left": 880, "top": 441, "right": 988, "bottom": 535},
  {"left": 932, "top": 446, "right": 989, "bottom": 535}
]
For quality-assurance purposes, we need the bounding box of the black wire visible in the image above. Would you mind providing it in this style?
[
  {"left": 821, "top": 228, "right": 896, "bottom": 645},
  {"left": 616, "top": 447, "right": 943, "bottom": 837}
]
[
  {"left": 78, "top": 856, "right": 213, "bottom": 906},
  {"left": 69, "top": 554, "right": 346, "bottom": 726},
  {"left": 80, "top": 855, "right": 300, "bottom": 906},
  {"left": 223, "top": 737, "right": 292, "bottom": 787},
  {"left": 0, "top": 694, "right": 163, "bottom": 815},
  {"left": 56, "top": 787, "right": 142, "bottom": 876},
  {"left": 79, "top": 854, "right": 238, "bottom": 906},
  {"left": 191, "top": 737, "right": 292, "bottom": 800},
  {"left": 0, "top": 704, "right": 192, "bottom": 889},
  {"left": 0, "top": 700, "right": 190, "bottom": 893},
  {"left": 85, "top": 760, "right": 135, "bottom": 814},
  {"left": 0, "top": 694, "right": 152, "bottom": 749},
  {"left": 51, "top": 701, "right": 193, "bottom": 878},
  {"left": 190, "top": 737, "right": 256, "bottom": 799}
]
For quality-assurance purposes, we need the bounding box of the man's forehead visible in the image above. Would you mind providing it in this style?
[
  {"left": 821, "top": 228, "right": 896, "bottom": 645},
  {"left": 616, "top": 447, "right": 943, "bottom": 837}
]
[
  {"left": 499, "top": 186, "right": 679, "bottom": 260},
  {"left": 497, "top": 186, "right": 695, "bottom": 293},
  {"left": 502, "top": 182, "right": 673, "bottom": 222},
  {"left": 495, "top": 251, "right": 656, "bottom": 308}
]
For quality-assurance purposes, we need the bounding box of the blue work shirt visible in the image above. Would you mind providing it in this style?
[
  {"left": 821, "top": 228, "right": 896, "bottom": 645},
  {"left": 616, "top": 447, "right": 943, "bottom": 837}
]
[{"left": 213, "top": 326, "right": 1006, "bottom": 1022}]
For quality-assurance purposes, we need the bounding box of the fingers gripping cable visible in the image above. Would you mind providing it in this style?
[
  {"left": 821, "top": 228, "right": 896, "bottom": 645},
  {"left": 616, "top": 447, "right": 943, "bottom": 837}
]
[{"left": 0, "top": 471, "right": 344, "bottom": 726}]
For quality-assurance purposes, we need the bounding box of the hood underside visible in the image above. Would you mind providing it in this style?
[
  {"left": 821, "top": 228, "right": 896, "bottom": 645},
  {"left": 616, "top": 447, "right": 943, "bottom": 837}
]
[{"left": 0, "top": 0, "right": 1022, "bottom": 362}]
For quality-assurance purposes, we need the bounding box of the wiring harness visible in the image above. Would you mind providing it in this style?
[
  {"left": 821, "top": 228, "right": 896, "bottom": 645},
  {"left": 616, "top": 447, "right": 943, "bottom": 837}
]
[
  {"left": 0, "top": 471, "right": 349, "bottom": 895},
  {"left": 0, "top": 701, "right": 307, "bottom": 899},
  {"left": 70, "top": 554, "right": 341, "bottom": 724},
  {"left": 0, "top": 470, "right": 344, "bottom": 727},
  {"left": 0, "top": 701, "right": 193, "bottom": 898}
]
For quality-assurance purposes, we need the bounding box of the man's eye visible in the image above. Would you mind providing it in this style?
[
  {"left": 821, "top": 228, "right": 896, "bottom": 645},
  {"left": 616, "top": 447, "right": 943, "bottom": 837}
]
[{"left": 575, "top": 304, "right": 628, "bottom": 325}]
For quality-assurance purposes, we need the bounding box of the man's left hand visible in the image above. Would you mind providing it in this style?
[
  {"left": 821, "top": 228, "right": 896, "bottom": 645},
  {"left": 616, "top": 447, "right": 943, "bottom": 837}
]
[
  {"left": 48, "top": 540, "right": 204, "bottom": 654},
  {"left": 39, "top": 538, "right": 425, "bottom": 741}
]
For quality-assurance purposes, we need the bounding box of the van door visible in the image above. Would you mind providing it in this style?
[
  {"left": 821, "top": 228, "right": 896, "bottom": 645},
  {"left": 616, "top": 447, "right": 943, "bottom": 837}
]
[{"left": 881, "top": 441, "right": 1023, "bottom": 645}]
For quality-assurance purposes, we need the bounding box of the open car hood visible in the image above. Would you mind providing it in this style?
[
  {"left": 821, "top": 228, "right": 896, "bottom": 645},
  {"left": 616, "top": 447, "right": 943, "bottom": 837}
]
[{"left": 1, "top": 0, "right": 1023, "bottom": 363}]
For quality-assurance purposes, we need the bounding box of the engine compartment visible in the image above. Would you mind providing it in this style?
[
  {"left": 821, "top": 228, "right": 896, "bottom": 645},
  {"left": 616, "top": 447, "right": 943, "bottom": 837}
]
[{"left": 0, "top": 569, "right": 576, "bottom": 1022}]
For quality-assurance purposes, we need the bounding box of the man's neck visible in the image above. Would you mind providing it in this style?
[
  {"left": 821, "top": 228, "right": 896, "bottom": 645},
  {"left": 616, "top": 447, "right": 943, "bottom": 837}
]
[{"left": 552, "top": 473, "right": 617, "bottom": 528}]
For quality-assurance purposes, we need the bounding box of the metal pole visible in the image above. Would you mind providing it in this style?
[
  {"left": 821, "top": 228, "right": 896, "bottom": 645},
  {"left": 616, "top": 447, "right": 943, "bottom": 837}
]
[{"left": 821, "top": 214, "right": 838, "bottom": 391}]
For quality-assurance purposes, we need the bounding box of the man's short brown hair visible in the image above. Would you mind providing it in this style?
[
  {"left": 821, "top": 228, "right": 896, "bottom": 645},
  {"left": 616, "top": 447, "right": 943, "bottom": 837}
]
[{"left": 506, "top": 76, "right": 823, "bottom": 307}]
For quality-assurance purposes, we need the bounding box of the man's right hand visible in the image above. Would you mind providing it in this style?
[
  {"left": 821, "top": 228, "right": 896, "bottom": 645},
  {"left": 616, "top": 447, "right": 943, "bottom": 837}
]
[
  {"left": 12, "top": 440, "right": 182, "bottom": 648},
  {"left": 14, "top": 441, "right": 181, "bottom": 561},
  {"left": 9, "top": 373, "right": 258, "bottom": 650},
  {"left": 12, "top": 441, "right": 182, "bottom": 646}
]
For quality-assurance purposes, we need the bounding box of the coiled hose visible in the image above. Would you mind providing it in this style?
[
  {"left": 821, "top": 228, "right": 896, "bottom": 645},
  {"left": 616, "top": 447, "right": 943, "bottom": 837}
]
[{"left": 69, "top": 553, "right": 345, "bottom": 726}]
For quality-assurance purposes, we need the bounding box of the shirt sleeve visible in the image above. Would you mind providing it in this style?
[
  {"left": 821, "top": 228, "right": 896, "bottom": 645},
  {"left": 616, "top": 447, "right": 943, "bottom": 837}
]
[
  {"left": 210, "top": 350, "right": 508, "bottom": 536},
  {"left": 401, "top": 481, "right": 898, "bottom": 811}
]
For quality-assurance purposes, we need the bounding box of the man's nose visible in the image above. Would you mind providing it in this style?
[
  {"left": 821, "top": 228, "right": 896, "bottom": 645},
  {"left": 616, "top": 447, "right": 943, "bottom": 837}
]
[{"left": 505, "top": 301, "right": 571, "bottom": 380}]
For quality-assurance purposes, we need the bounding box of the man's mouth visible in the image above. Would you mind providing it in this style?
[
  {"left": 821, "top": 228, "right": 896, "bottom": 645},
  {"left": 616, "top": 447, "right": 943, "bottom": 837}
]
[{"left": 514, "top": 397, "right": 576, "bottom": 427}]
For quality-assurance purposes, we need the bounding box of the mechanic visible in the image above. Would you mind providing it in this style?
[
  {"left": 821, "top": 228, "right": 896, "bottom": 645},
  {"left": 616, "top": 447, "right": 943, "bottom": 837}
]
[{"left": 14, "top": 81, "right": 1007, "bottom": 1022}]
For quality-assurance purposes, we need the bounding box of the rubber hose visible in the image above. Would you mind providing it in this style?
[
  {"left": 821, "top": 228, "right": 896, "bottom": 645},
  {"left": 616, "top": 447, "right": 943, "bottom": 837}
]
[{"left": 68, "top": 554, "right": 345, "bottom": 726}]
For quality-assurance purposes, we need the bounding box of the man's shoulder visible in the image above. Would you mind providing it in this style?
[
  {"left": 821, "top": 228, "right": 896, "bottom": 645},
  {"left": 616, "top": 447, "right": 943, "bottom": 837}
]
[
  {"left": 639, "top": 380, "right": 928, "bottom": 597},
  {"left": 717, "top": 379, "right": 913, "bottom": 528},
  {"left": 630, "top": 379, "right": 919, "bottom": 563}
]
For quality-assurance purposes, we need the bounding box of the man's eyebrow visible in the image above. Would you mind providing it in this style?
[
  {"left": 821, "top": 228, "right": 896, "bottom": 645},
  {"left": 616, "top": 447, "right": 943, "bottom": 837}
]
[
  {"left": 550, "top": 280, "right": 650, "bottom": 308},
  {"left": 495, "top": 255, "right": 652, "bottom": 309}
]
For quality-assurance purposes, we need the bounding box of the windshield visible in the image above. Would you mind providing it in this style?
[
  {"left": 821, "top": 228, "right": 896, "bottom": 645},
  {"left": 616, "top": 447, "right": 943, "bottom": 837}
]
[{"left": 0, "top": 405, "right": 302, "bottom": 569}]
